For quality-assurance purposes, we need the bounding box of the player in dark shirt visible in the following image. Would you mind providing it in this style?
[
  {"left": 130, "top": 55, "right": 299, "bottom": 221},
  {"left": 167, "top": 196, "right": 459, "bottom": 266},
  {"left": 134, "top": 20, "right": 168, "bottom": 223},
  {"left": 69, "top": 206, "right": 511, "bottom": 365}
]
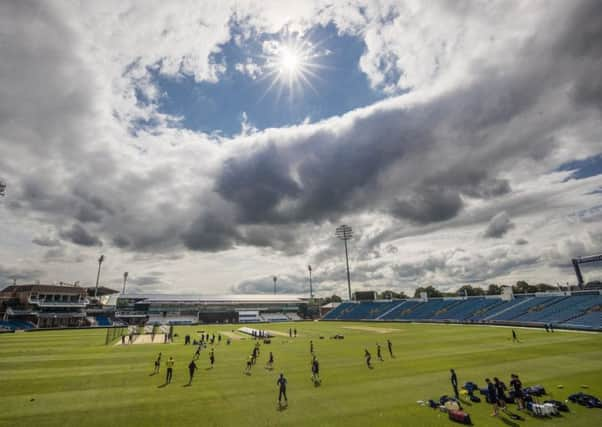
[
  {"left": 209, "top": 349, "right": 215, "bottom": 369},
  {"left": 486, "top": 378, "right": 499, "bottom": 416},
  {"left": 376, "top": 343, "right": 384, "bottom": 361},
  {"left": 364, "top": 349, "right": 372, "bottom": 368},
  {"left": 310, "top": 340, "right": 314, "bottom": 354},
  {"left": 311, "top": 357, "right": 320, "bottom": 383},
  {"left": 153, "top": 352, "right": 162, "bottom": 374},
  {"left": 387, "top": 339, "right": 394, "bottom": 357},
  {"left": 188, "top": 359, "right": 197, "bottom": 385},
  {"left": 494, "top": 377, "right": 507, "bottom": 410},
  {"left": 512, "top": 329, "right": 518, "bottom": 342},
  {"left": 277, "top": 373, "right": 288, "bottom": 405},
  {"left": 450, "top": 369, "right": 459, "bottom": 399},
  {"left": 510, "top": 374, "right": 524, "bottom": 410}
]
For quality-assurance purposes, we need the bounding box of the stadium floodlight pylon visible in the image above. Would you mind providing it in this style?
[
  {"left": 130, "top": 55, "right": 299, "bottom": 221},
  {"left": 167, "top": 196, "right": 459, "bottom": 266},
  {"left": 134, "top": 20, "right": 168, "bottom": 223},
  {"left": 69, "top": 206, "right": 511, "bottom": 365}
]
[
  {"left": 94, "top": 254, "right": 104, "bottom": 298},
  {"left": 308, "top": 265, "right": 313, "bottom": 299},
  {"left": 122, "top": 272, "right": 129, "bottom": 294},
  {"left": 273, "top": 276, "right": 277, "bottom": 294},
  {"left": 335, "top": 224, "right": 353, "bottom": 300}
]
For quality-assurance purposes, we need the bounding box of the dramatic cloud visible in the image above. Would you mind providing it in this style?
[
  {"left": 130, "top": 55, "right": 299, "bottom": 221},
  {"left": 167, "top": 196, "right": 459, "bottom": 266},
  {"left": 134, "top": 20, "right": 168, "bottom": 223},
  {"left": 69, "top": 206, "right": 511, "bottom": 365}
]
[
  {"left": 484, "top": 212, "right": 515, "bottom": 239},
  {"left": 0, "top": 0, "right": 601, "bottom": 293},
  {"left": 60, "top": 224, "right": 102, "bottom": 247}
]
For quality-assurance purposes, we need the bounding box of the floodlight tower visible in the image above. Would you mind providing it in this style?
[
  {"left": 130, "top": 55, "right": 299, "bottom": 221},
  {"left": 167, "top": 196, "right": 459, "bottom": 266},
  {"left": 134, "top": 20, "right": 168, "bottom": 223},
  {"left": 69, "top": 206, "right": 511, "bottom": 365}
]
[
  {"left": 335, "top": 224, "right": 353, "bottom": 300},
  {"left": 273, "top": 276, "right": 277, "bottom": 294},
  {"left": 308, "top": 265, "right": 313, "bottom": 299},
  {"left": 122, "top": 272, "right": 129, "bottom": 294},
  {"left": 94, "top": 254, "right": 104, "bottom": 298}
]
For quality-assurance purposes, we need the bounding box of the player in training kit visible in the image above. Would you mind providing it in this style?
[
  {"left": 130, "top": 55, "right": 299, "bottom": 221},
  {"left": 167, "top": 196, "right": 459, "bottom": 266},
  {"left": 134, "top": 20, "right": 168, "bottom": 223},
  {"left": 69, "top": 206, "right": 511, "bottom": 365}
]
[
  {"left": 165, "top": 356, "right": 174, "bottom": 384},
  {"left": 310, "top": 340, "right": 314, "bottom": 354},
  {"left": 266, "top": 352, "right": 274, "bottom": 370},
  {"left": 311, "top": 357, "right": 320, "bottom": 383},
  {"left": 154, "top": 352, "right": 162, "bottom": 374},
  {"left": 209, "top": 349, "right": 215, "bottom": 369},
  {"left": 277, "top": 373, "right": 288, "bottom": 405},
  {"left": 245, "top": 355, "right": 253, "bottom": 374},
  {"left": 376, "top": 343, "right": 384, "bottom": 361},
  {"left": 364, "top": 349, "right": 372, "bottom": 368},
  {"left": 188, "top": 359, "right": 197, "bottom": 385},
  {"left": 387, "top": 339, "right": 394, "bottom": 357}
]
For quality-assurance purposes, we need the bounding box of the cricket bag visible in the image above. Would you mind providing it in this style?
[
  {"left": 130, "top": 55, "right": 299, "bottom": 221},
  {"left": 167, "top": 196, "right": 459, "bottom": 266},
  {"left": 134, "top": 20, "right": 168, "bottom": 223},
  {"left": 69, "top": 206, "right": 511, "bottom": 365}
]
[{"left": 448, "top": 409, "right": 471, "bottom": 425}]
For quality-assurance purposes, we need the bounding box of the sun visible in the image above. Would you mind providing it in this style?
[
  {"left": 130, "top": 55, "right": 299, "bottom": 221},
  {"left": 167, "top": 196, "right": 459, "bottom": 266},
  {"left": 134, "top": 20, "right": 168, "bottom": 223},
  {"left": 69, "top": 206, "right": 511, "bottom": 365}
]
[
  {"left": 259, "top": 34, "right": 327, "bottom": 101},
  {"left": 279, "top": 48, "right": 300, "bottom": 75}
]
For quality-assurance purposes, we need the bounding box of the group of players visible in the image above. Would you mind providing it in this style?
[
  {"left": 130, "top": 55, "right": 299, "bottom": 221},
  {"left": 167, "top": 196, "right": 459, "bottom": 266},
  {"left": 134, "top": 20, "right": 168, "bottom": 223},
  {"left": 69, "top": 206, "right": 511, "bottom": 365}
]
[
  {"left": 150, "top": 328, "right": 399, "bottom": 406},
  {"left": 364, "top": 339, "right": 394, "bottom": 368}
]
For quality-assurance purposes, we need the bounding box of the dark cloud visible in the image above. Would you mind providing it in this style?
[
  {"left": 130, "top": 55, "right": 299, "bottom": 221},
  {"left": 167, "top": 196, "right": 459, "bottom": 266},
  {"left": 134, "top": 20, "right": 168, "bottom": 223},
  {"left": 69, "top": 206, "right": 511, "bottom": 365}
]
[
  {"left": 183, "top": 213, "right": 239, "bottom": 252},
  {"left": 60, "top": 224, "right": 102, "bottom": 247},
  {"left": 484, "top": 212, "right": 515, "bottom": 238},
  {"left": 515, "top": 238, "right": 529, "bottom": 246},
  {"left": 391, "top": 187, "right": 463, "bottom": 224},
  {"left": 0, "top": 265, "right": 42, "bottom": 287}
]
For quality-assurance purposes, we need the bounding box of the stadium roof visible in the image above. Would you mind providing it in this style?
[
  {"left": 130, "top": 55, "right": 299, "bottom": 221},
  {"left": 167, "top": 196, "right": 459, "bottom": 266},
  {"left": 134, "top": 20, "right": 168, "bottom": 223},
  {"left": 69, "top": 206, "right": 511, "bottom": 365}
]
[{"left": 119, "top": 293, "right": 306, "bottom": 304}]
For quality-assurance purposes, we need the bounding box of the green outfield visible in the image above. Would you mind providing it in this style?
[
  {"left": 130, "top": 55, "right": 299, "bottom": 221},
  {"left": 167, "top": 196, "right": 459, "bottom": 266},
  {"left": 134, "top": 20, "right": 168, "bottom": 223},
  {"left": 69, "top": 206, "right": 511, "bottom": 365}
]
[{"left": 0, "top": 322, "right": 601, "bottom": 427}]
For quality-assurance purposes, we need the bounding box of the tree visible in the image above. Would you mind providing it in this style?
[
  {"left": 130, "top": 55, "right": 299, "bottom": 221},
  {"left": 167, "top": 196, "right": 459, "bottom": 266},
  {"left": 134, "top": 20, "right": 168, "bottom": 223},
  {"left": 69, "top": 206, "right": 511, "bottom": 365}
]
[
  {"left": 413, "top": 286, "right": 443, "bottom": 298},
  {"left": 535, "top": 283, "right": 556, "bottom": 292},
  {"left": 513, "top": 280, "right": 537, "bottom": 294},
  {"left": 456, "top": 285, "right": 485, "bottom": 297},
  {"left": 321, "top": 294, "right": 342, "bottom": 305},
  {"left": 486, "top": 284, "right": 503, "bottom": 295}
]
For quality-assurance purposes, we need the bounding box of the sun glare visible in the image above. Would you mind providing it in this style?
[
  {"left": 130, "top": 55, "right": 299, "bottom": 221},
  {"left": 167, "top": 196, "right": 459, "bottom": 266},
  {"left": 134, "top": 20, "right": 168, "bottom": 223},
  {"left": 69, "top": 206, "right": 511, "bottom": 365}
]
[
  {"left": 260, "top": 34, "right": 327, "bottom": 101},
  {"left": 280, "top": 48, "right": 300, "bottom": 74}
]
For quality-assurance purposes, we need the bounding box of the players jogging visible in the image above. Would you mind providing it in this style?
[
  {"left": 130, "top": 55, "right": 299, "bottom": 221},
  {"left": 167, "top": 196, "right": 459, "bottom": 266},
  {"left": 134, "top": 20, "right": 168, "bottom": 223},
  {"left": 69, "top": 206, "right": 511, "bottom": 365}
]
[
  {"left": 512, "top": 329, "right": 519, "bottom": 342},
  {"left": 376, "top": 343, "right": 384, "bottom": 361},
  {"left": 310, "top": 340, "right": 314, "bottom": 354},
  {"left": 387, "top": 339, "right": 394, "bottom": 357},
  {"left": 277, "top": 373, "right": 288, "bottom": 406}
]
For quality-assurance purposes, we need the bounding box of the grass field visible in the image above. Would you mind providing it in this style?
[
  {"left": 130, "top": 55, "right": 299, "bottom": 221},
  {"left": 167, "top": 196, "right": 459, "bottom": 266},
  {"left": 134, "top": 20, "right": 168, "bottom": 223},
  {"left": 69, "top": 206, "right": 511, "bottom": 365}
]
[{"left": 1, "top": 322, "right": 601, "bottom": 427}]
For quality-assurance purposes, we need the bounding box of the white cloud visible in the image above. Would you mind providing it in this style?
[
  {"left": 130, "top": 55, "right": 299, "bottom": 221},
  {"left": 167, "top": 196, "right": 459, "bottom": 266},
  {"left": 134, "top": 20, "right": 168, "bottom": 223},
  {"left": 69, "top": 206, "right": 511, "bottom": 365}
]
[{"left": 0, "top": 0, "right": 601, "bottom": 295}]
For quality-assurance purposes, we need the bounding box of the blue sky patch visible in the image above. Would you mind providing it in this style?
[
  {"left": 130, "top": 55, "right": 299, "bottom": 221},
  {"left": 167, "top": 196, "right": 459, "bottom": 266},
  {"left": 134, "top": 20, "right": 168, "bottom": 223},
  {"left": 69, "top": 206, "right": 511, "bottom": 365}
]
[
  {"left": 558, "top": 153, "right": 602, "bottom": 181},
  {"left": 142, "top": 24, "right": 388, "bottom": 136}
]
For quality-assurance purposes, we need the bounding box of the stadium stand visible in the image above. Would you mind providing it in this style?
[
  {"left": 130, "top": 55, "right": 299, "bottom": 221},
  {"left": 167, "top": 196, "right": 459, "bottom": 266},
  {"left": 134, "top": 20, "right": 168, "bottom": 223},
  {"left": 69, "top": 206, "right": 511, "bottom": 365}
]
[
  {"left": 0, "top": 320, "right": 35, "bottom": 330},
  {"left": 95, "top": 316, "right": 112, "bottom": 326},
  {"left": 260, "top": 312, "right": 289, "bottom": 322},
  {"left": 322, "top": 292, "right": 601, "bottom": 331}
]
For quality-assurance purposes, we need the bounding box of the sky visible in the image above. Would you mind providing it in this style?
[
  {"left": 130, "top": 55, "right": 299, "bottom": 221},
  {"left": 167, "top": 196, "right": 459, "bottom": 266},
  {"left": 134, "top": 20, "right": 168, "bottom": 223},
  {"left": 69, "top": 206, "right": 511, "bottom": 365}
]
[{"left": 0, "top": 0, "right": 601, "bottom": 297}]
